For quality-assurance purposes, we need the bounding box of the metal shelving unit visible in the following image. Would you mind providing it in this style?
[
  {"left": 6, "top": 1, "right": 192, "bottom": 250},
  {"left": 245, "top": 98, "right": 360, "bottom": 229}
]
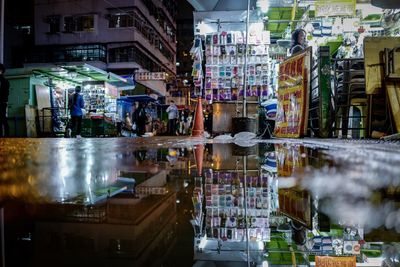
[{"left": 332, "top": 58, "right": 368, "bottom": 138}]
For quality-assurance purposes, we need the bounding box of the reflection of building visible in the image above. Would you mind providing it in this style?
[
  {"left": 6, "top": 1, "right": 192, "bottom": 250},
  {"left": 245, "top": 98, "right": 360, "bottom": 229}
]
[{"left": 31, "top": 170, "right": 177, "bottom": 266}]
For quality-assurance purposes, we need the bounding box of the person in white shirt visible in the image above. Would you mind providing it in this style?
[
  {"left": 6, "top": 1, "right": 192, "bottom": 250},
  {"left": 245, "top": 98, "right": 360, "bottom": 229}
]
[{"left": 166, "top": 100, "right": 178, "bottom": 135}]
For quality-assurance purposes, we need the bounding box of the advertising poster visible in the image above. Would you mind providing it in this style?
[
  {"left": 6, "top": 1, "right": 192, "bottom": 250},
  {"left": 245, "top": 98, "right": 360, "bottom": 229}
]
[
  {"left": 274, "top": 48, "right": 311, "bottom": 138},
  {"left": 315, "top": 256, "right": 356, "bottom": 267},
  {"left": 275, "top": 144, "right": 307, "bottom": 177}
]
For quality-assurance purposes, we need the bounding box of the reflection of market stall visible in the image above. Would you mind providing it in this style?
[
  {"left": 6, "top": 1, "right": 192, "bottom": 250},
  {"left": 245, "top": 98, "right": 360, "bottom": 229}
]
[
  {"left": 6, "top": 63, "right": 134, "bottom": 137},
  {"left": 192, "top": 144, "right": 277, "bottom": 265},
  {"left": 190, "top": 142, "right": 393, "bottom": 266}
]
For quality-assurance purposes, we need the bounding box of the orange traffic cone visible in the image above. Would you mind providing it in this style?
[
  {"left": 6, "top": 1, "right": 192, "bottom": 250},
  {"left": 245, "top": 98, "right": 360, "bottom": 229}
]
[
  {"left": 194, "top": 144, "right": 204, "bottom": 176},
  {"left": 191, "top": 97, "right": 204, "bottom": 137}
]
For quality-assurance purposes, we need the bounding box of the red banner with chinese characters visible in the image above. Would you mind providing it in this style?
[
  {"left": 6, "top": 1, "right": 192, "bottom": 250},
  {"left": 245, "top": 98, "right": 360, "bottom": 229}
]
[
  {"left": 274, "top": 48, "right": 311, "bottom": 138},
  {"left": 315, "top": 256, "right": 356, "bottom": 267}
]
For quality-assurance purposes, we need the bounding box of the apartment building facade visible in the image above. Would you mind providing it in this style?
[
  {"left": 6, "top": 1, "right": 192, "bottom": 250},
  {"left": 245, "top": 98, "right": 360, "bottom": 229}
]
[{"left": 32, "top": 0, "right": 177, "bottom": 96}]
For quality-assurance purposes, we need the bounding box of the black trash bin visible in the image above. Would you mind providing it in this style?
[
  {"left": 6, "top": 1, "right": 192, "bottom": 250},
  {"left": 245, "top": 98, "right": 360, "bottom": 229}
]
[{"left": 232, "top": 117, "right": 257, "bottom": 134}]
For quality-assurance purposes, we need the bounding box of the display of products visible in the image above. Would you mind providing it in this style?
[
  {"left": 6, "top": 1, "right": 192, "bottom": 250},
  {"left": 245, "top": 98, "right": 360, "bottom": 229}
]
[
  {"left": 81, "top": 84, "right": 116, "bottom": 113},
  {"left": 82, "top": 85, "right": 105, "bottom": 111},
  {"left": 190, "top": 36, "right": 204, "bottom": 95},
  {"left": 203, "top": 30, "right": 271, "bottom": 101},
  {"left": 203, "top": 171, "right": 271, "bottom": 242}
]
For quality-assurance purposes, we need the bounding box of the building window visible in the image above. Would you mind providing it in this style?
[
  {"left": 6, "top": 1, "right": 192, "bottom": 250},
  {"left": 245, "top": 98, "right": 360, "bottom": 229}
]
[
  {"left": 108, "top": 12, "right": 134, "bottom": 28},
  {"left": 63, "top": 15, "right": 95, "bottom": 33},
  {"left": 109, "top": 46, "right": 163, "bottom": 72},
  {"left": 75, "top": 15, "right": 94, "bottom": 32},
  {"left": 46, "top": 15, "right": 60, "bottom": 34},
  {"left": 63, "top": 16, "right": 74, "bottom": 33},
  {"left": 28, "top": 44, "right": 107, "bottom": 63}
]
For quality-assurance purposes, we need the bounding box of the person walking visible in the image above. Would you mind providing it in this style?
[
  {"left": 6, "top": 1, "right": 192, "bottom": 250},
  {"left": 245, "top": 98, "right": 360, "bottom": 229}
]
[
  {"left": 69, "top": 86, "right": 85, "bottom": 138},
  {"left": 0, "top": 64, "right": 10, "bottom": 137},
  {"left": 166, "top": 100, "right": 178, "bottom": 136},
  {"left": 134, "top": 102, "right": 147, "bottom": 136}
]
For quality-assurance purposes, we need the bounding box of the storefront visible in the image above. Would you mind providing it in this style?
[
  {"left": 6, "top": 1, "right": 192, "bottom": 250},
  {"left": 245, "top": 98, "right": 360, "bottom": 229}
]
[
  {"left": 190, "top": 0, "right": 400, "bottom": 139},
  {"left": 6, "top": 63, "right": 134, "bottom": 137},
  {"left": 190, "top": 8, "right": 274, "bottom": 135}
]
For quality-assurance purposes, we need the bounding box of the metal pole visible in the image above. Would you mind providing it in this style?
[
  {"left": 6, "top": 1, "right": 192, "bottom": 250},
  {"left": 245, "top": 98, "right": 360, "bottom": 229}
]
[
  {"left": 1, "top": 207, "right": 5, "bottom": 267},
  {"left": 243, "top": 156, "right": 250, "bottom": 266},
  {"left": 243, "top": 0, "right": 250, "bottom": 117},
  {"left": 0, "top": 3, "right": 5, "bottom": 260},
  {"left": 0, "top": 0, "right": 4, "bottom": 63}
]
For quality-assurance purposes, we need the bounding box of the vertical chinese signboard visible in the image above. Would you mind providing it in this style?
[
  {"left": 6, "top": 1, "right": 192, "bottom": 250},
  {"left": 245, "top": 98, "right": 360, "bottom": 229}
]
[{"left": 274, "top": 48, "right": 311, "bottom": 138}]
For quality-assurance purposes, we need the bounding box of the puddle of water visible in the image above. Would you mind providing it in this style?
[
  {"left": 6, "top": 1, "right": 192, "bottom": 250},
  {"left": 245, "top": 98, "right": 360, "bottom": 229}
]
[{"left": 0, "top": 138, "right": 399, "bottom": 266}]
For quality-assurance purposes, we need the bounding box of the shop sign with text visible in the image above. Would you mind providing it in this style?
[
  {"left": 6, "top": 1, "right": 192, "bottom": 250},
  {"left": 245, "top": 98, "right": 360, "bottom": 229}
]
[
  {"left": 136, "top": 72, "right": 166, "bottom": 81},
  {"left": 315, "top": 0, "right": 356, "bottom": 17}
]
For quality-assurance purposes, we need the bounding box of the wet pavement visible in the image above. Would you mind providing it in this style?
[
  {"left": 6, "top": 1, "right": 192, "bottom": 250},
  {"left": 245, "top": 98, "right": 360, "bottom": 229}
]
[{"left": 0, "top": 137, "right": 400, "bottom": 267}]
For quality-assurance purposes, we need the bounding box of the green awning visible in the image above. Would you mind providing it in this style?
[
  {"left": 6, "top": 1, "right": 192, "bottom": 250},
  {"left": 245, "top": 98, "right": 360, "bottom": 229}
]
[{"left": 31, "top": 63, "right": 134, "bottom": 89}]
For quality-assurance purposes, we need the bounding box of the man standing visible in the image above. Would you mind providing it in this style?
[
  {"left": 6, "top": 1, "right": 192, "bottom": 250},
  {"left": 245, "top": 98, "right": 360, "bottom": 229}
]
[
  {"left": 69, "top": 86, "right": 85, "bottom": 138},
  {"left": 166, "top": 100, "right": 178, "bottom": 135},
  {"left": 0, "top": 64, "right": 10, "bottom": 137}
]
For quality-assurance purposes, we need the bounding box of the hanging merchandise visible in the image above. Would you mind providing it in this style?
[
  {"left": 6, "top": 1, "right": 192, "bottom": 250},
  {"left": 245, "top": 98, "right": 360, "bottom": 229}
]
[
  {"left": 202, "top": 30, "right": 270, "bottom": 102},
  {"left": 203, "top": 170, "right": 271, "bottom": 242},
  {"left": 190, "top": 36, "right": 204, "bottom": 96}
]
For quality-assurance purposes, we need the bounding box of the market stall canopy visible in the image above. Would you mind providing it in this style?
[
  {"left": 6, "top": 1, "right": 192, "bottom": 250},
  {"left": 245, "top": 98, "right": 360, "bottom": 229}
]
[
  {"left": 119, "top": 95, "right": 159, "bottom": 104},
  {"left": 190, "top": 0, "right": 385, "bottom": 41},
  {"left": 27, "top": 63, "right": 135, "bottom": 89},
  {"left": 188, "top": 0, "right": 381, "bottom": 11},
  {"left": 188, "top": 0, "right": 295, "bottom": 11}
]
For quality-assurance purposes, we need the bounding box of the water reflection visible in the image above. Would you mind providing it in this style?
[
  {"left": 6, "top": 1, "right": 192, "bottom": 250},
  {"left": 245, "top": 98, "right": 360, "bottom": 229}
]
[{"left": 0, "top": 139, "right": 400, "bottom": 266}]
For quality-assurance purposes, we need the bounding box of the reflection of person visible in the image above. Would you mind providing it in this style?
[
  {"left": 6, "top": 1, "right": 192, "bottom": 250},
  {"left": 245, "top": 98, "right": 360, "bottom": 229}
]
[
  {"left": 0, "top": 64, "right": 10, "bottom": 137},
  {"left": 290, "top": 29, "right": 307, "bottom": 55},
  {"left": 69, "top": 86, "right": 85, "bottom": 138},
  {"left": 166, "top": 148, "right": 178, "bottom": 166},
  {"left": 166, "top": 100, "right": 178, "bottom": 135}
]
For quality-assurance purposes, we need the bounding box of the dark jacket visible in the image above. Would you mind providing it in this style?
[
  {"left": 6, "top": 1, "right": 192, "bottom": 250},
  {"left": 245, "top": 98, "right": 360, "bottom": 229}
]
[
  {"left": 290, "top": 44, "right": 305, "bottom": 55},
  {"left": 70, "top": 93, "right": 85, "bottom": 116},
  {"left": 0, "top": 75, "right": 10, "bottom": 103}
]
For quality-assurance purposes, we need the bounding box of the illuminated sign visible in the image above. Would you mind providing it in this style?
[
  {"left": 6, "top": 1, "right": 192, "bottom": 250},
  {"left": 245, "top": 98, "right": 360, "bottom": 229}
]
[
  {"left": 136, "top": 72, "right": 166, "bottom": 81},
  {"left": 315, "top": 0, "right": 356, "bottom": 17}
]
